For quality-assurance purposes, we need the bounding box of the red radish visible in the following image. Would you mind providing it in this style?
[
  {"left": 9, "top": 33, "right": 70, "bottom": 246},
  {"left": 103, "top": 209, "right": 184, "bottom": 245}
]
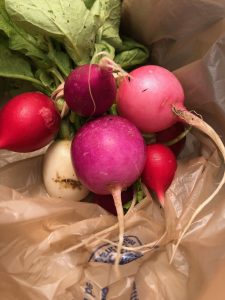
[
  {"left": 0, "top": 92, "right": 60, "bottom": 152},
  {"left": 117, "top": 64, "right": 225, "bottom": 260},
  {"left": 92, "top": 186, "right": 134, "bottom": 216},
  {"left": 142, "top": 144, "right": 177, "bottom": 206},
  {"left": 64, "top": 64, "right": 116, "bottom": 117},
  {"left": 155, "top": 122, "right": 186, "bottom": 157},
  {"left": 71, "top": 115, "right": 146, "bottom": 266}
]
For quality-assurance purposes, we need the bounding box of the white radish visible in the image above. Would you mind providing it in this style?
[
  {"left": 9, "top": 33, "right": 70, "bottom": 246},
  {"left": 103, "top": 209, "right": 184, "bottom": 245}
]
[{"left": 42, "top": 140, "right": 89, "bottom": 201}]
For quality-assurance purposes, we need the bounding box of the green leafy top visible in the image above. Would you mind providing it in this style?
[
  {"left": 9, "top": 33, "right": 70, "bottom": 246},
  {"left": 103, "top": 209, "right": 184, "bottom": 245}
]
[{"left": 0, "top": 0, "right": 149, "bottom": 96}]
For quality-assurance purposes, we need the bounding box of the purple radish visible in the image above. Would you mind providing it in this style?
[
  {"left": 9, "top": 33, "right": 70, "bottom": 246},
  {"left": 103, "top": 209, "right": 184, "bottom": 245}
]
[
  {"left": 64, "top": 64, "right": 116, "bottom": 117},
  {"left": 71, "top": 115, "right": 146, "bottom": 266}
]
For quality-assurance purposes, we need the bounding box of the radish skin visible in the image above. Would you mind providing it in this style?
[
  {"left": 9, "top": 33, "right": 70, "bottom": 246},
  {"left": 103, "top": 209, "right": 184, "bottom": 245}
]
[
  {"left": 0, "top": 92, "right": 60, "bottom": 152},
  {"left": 64, "top": 64, "right": 116, "bottom": 117},
  {"left": 42, "top": 140, "right": 89, "bottom": 201},
  {"left": 142, "top": 144, "right": 177, "bottom": 206}
]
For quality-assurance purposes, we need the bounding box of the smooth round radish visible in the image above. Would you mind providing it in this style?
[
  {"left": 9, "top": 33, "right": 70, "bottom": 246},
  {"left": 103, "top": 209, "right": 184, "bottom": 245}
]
[
  {"left": 64, "top": 64, "right": 116, "bottom": 117},
  {"left": 117, "top": 65, "right": 184, "bottom": 133},
  {"left": 0, "top": 92, "right": 60, "bottom": 153},
  {"left": 92, "top": 186, "right": 134, "bottom": 216},
  {"left": 142, "top": 144, "right": 177, "bottom": 206},
  {"left": 43, "top": 140, "right": 89, "bottom": 201},
  {"left": 71, "top": 115, "right": 146, "bottom": 195},
  {"left": 117, "top": 63, "right": 225, "bottom": 259},
  {"left": 71, "top": 115, "right": 146, "bottom": 267},
  {"left": 155, "top": 122, "right": 187, "bottom": 157}
]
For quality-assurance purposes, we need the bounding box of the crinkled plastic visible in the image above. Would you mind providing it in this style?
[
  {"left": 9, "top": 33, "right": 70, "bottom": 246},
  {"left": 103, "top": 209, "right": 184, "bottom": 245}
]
[{"left": 1, "top": 0, "right": 225, "bottom": 299}]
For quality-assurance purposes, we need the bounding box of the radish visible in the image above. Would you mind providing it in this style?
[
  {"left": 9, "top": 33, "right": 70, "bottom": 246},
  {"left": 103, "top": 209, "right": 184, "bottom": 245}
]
[
  {"left": 155, "top": 122, "right": 187, "bottom": 157},
  {"left": 142, "top": 144, "right": 177, "bottom": 206},
  {"left": 42, "top": 140, "right": 89, "bottom": 201},
  {"left": 92, "top": 186, "right": 134, "bottom": 216},
  {"left": 117, "top": 64, "right": 225, "bottom": 261},
  {"left": 117, "top": 65, "right": 185, "bottom": 133},
  {"left": 64, "top": 64, "right": 116, "bottom": 117},
  {"left": 71, "top": 115, "right": 146, "bottom": 266},
  {"left": 0, "top": 92, "right": 60, "bottom": 152}
]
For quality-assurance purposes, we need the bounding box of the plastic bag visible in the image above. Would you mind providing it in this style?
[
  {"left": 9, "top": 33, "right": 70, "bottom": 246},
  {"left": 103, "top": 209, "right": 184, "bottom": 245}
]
[{"left": 1, "top": 0, "right": 225, "bottom": 299}]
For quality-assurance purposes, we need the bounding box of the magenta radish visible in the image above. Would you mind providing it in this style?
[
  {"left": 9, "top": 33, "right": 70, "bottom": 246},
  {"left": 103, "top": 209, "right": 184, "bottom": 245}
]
[
  {"left": 71, "top": 115, "right": 146, "bottom": 266},
  {"left": 0, "top": 92, "right": 60, "bottom": 152},
  {"left": 117, "top": 64, "right": 225, "bottom": 260},
  {"left": 142, "top": 144, "right": 177, "bottom": 206},
  {"left": 64, "top": 64, "right": 116, "bottom": 117}
]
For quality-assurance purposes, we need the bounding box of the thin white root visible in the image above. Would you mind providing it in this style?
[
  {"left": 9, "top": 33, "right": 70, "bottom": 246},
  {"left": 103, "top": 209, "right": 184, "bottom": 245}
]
[
  {"left": 61, "top": 222, "right": 119, "bottom": 254},
  {"left": 170, "top": 108, "right": 225, "bottom": 263},
  {"left": 87, "top": 63, "right": 96, "bottom": 117},
  {"left": 91, "top": 228, "right": 167, "bottom": 252},
  {"left": 169, "top": 172, "right": 225, "bottom": 264},
  {"left": 112, "top": 188, "right": 124, "bottom": 269},
  {"left": 61, "top": 185, "right": 165, "bottom": 255}
]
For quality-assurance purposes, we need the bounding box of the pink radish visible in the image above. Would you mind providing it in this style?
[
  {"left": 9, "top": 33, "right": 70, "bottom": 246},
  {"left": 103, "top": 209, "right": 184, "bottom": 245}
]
[
  {"left": 0, "top": 92, "right": 60, "bottom": 152},
  {"left": 117, "top": 64, "right": 225, "bottom": 261},
  {"left": 64, "top": 64, "right": 116, "bottom": 117},
  {"left": 71, "top": 115, "right": 146, "bottom": 266},
  {"left": 142, "top": 144, "right": 177, "bottom": 206},
  {"left": 117, "top": 65, "right": 185, "bottom": 133}
]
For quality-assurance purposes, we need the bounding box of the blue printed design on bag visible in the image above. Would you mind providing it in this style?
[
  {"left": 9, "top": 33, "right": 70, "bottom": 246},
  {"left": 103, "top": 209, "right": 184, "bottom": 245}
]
[
  {"left": 83, "top": 282, "right": 95, "bottom": 299},
  {"left": 89, "top": 235, "right": 143, "bottom": 265},
  {"left": 130, "top": 282, "right": 139, "bottom": 300},
  {"left": 101, "top": 287, "right": 109, "bottom": 300}
]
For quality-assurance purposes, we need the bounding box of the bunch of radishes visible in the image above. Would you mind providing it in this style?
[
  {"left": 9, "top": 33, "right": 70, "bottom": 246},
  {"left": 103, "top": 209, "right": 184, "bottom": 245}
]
[
  {"left": 0, "top": 63, "right": 187, "bottom": 205},
  {"left": 1, "top": 62, "right": 225, "bottom": 264}
]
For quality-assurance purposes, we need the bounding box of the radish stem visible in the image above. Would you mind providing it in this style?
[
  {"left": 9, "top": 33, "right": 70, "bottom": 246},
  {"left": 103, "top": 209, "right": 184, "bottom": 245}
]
[{"left": 164, "top": 125, "right": 192, "bottom": 146}]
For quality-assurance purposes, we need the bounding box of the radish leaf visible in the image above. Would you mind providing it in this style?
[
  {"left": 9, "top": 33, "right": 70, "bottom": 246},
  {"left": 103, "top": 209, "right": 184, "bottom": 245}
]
[
  {"left": 0, "top": 0, "right": 49, "bottom": 65},
  {"left": 115, "top": 37, "right": 149, "bottom": 69},
  {"left": 5, "top": 0, "right": 98, "bottom": 65},
  {"left": 0, "top": 35, "right": 43, "bottom": 87}
]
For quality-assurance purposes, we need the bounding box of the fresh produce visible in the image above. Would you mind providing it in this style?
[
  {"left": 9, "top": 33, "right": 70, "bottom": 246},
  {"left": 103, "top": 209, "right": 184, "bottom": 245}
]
[
  {"left": 142, "top": 144, "right": 177, "bottom": 206},
  {"left": 92, "top": 186, "right": 134, "bottom": 215},
  {"left": 0, "top": 0, "right": 224, "bottom": 269},
  {"left": 71, "top": 115, "right": 146, "bottom": 264},
  {"left": 64, "top": 64, "right": 116, "bottom": 117},
  {"left": 117, "top": 65, "right": 184, "bottom": 133},
  {"left": 0, "top": 92, "right": 60, "bottom": 152},
  {"left": 117, "top": 64, "right": 225, "bottom": 261},
  {"left": 42, "top": 140, "right": 89, "bottom": 201},
  {"left": 0, "top": 0, "right": 149, "bottom": 98},
  {"left": 155, "top": 122, "right": 187, "bottom": 157}
]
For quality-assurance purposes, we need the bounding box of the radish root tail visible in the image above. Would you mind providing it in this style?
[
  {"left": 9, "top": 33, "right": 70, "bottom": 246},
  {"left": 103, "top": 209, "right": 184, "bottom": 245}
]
[
  {"left": 170, "top": 107, "right": 225, "bottom": 263},
  {"left": 111, "top": 188, "right": 124, "bottom": 269}
]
